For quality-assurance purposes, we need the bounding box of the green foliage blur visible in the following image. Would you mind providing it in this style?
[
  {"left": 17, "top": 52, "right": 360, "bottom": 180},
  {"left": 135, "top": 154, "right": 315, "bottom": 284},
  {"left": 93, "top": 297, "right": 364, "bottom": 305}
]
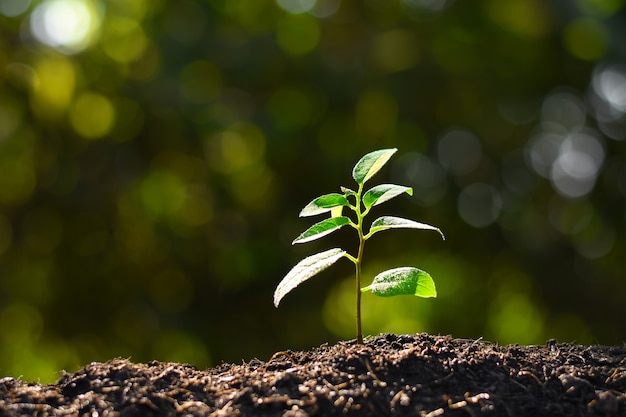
[{"left": 0, "top": 0, "right": 625, "bottom": 383}]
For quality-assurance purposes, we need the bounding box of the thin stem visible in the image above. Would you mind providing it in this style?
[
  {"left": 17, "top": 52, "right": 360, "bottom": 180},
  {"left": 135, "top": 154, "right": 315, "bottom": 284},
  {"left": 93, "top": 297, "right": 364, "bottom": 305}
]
[
  {"left": 355, "top": 229, "right": 364, "bottom": 344},
  {"left": 354, "top": 183, "right": 365, "bottom": 344}
]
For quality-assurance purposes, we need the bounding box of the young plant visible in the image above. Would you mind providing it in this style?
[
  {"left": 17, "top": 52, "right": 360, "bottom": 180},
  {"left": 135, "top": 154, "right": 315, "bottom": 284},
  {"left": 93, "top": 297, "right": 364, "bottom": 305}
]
[{"left": 273, "top": 148, "right": 444, "bottom": 343}]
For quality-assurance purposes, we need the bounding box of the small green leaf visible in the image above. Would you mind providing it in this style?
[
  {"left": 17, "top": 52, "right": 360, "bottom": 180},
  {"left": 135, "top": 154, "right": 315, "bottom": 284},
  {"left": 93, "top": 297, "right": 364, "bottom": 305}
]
[
  {"left": 300, "top": 194, "right": 350, "bottom": 217},
  {"left": 352, "top": 148, "right": 397, "bottom": 185},
  {"left": 362, "top": 267, "right": 437, "bottom": 298},
  {"left": 363, "top": 184, "right": 413, "bottom": 209},
  {"left": 367, "top": 216, "right": 445, "bottom": 240},
  {"left": 274, "top": 248, "right": 347, "bottom": 307},
  {"left": 293, "top": 216, "right": 351, "bottom": 244}
]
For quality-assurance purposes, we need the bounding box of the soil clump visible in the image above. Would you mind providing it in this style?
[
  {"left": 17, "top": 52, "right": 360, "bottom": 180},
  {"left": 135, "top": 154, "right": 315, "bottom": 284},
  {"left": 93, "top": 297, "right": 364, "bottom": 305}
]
[{"left": 1, "top": 333, "right": 625, "bottom": 416}]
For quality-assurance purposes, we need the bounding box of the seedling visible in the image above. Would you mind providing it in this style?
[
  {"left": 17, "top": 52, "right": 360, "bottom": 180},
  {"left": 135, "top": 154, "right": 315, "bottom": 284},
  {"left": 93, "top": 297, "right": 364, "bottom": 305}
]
[{"left": 273, "top": 148, "right": 444, "bottom": 343}]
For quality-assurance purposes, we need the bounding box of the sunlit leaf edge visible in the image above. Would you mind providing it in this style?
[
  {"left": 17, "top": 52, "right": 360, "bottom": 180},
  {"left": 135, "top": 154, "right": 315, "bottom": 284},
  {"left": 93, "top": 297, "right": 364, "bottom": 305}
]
[
  {"left": 363, "top": 184, "right": 413, "bottom": 209},
  {"left": 274, "top": 248, "right": 347, "bottom": 307},
  {"left": 292, "top": 216, "right": 352, "bottom": 244},
  {"left": 361, "top": 266, "right": 437, "bottom": 298},
  {"left": 352, "top": 148, "right": 397, "bottom": 185},
  {"left": 367, "top": 216, "right": 445, "bottom": 239},
  {"left": 300, "top": 193, "right": 350, "bottom": 217}
]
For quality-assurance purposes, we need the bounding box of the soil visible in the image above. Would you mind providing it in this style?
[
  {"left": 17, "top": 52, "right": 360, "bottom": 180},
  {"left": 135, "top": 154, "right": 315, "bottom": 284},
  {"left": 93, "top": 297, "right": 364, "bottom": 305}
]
[{"left": 1, "top": 333, "right": 625, "bottom": 417}]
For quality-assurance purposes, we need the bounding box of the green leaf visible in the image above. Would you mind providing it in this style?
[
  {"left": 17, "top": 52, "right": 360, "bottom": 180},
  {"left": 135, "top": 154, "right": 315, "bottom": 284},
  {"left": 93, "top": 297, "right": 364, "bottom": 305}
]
[
  {"left": 352, "top": 148, "right": 397, "bottom": 185},
  {"left": 361, "top": 267, "right": 437, "bottom": 298},
  {"left": 300, "top": 193, "right": 350, "bottom": 217},
  {"left": 293, "top": 216, "right": 351, "bottom": 244},
  {"left": 367, "top": 216, "right": 445, "bottom": 240},
  {"left": 274, "top": 248, "right": 347, "bottom": 307},
  {"left": 363, "top": 184, "right": 413, "bottom": 209}
]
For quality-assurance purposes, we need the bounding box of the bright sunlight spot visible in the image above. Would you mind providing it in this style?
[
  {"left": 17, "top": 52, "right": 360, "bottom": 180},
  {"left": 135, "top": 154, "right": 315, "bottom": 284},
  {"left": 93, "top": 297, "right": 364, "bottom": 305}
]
[
  {"left": 30, "top": 0, "right": 102, "bottom": 54},
  {"left": 592, "top": 65, "right": 626, "bottom": 120}
]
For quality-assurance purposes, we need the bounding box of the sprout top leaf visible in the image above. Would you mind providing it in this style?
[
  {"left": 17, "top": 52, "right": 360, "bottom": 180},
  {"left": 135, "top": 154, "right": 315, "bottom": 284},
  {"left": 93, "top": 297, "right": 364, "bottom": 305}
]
[{"left": 352, "top": 148, "right": 397, "bottom": 185}]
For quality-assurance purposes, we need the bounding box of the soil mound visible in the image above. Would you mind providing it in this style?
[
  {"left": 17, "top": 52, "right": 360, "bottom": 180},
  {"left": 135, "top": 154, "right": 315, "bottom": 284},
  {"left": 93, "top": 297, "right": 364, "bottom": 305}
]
[{"left": 1, "top": 333, "right": 625, "bottom": 416}]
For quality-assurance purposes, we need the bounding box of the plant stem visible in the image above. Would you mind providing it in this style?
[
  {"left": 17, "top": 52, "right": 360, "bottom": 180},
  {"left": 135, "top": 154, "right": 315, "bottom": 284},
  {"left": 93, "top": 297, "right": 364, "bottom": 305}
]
[
  {"left": 355, "top": 230, "right": 364, "bottom": 344},
  {"left": 355, "top": 184, "right": 365, "bottom": 344}
]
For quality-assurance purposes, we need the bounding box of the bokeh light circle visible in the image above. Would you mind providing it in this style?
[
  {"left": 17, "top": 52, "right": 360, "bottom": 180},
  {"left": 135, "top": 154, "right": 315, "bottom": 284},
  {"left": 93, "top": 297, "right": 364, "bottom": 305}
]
[
  {"left": 458, "top": 183, "right": 502, "bottom": 228},
  {"left": 30, "top": 0, "right": 102, "bottom": 54}
]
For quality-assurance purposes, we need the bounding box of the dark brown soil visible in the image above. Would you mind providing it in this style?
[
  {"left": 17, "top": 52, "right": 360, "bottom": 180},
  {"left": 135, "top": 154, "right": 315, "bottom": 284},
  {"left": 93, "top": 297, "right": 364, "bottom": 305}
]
[{"left": 1, "top": 333, "right": 625, "bottom": 416}]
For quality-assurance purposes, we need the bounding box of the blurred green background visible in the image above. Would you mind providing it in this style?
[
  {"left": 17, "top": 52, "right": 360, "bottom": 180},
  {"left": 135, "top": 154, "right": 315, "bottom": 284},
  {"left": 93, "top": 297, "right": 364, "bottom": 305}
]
[{"left": 1, "top": 0, "right": 625, "bottom": 383}]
